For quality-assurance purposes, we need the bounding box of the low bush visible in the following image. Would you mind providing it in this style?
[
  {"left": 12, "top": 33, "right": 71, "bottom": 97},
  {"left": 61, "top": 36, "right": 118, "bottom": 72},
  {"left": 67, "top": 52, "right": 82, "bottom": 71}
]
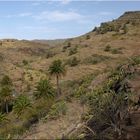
[
  {"left": 104, "top": 45, "right": 123, "bottom": 54},
  {"left": 34, "top": 78, "right": 55, "bottom": 100},
  {"left": 65, "top": 57, "right": 80, "bottom": 67},
  {"left": 86, "top": 35, "right": 90, "bottom": 40},
  {"left": 111, "top": 48, "right": 123, "bottom": 54},
  {"left": 68, "top": 47, "right": 78, "bottom": 56},
  {"left": 22, "top": 60, "right": 28, "bottom": 65},
  {"left": 83, "top": 54, "right": 110, "bottom": 64},
  {"left": 104, "top": 45, "right": 111, "bottom": 52},
  {"left": 45, "top": 100, "right": 67, "bottom": 120},
  {"left": 132, "top": 56, "right": 140, "bottom": 65},
  {"left": 62, "top": 42, "right": 71, "bottom": 52},
  {"left": 46, "top": 51, "right": 56, "bottom": 58},
  {"left": 84, "top": 59, "right": 140, "bottom": 139}
]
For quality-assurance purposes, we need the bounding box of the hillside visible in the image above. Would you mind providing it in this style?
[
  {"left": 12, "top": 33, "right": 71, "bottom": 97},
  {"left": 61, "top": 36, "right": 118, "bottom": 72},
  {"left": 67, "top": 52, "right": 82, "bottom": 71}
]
[
  {"left": 33, "top": 39, "right": 66, "bottom": 46},
  {"left": 0, "top": 11, "right": 140, "bottom": 139}
]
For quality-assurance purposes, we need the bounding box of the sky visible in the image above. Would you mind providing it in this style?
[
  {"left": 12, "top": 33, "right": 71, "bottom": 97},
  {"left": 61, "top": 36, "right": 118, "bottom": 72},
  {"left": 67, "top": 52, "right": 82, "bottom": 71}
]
[{"left": 0, "top": 0, "right": 139, "bottom": 40}]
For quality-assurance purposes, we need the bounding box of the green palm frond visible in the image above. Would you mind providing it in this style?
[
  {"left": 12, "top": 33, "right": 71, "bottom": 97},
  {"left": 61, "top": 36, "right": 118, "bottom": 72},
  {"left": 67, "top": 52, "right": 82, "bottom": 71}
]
[
  {"left": 0, "top": 112, "right": 9, "bottom": 124},
  {"left": 13, "top": 95, "right": 32, "bottom": 117},
  {"left": 34, "top": 78, "right": 55, "bottom": 99},
  {"left": 49, "top": 59, "right": 66, "bottom": 78}
]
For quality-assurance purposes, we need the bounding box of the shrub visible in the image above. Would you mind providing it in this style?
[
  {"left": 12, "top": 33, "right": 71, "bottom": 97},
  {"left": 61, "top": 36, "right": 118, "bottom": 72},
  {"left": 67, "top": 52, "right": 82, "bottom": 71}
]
[
  {"left": 66, "top": 57, "right": 80, "bottom": 67},
  {"left": 92, "top": 27, "right": 98, "bottom": 32},
  {"left": 13, "top": 95, "right": 32, "bottom": 118},
  {"left": 104, "top": 45, "right": 123, "bottom": 54},
  {"left": 45, "top": 101, "right": 67, "bottom": 120},
  {"left": 46, "top": 51, "right": 56, "bottom": 58},
  {"left": 104, "top": 45, "right": 111, "bottom": 52},
  {"left": 85, "top": 61, "right": 138, "bottom": 139},
  {"left": 1, "top": 75, "right": 12, "bottom": 86},
  {"left": 86, "top": 35, "right": 90, "bottom": 40},
  {"left": 68, "top": 47, "right": 78, "bottom": 56},
  {"left": 62, "top": 42, "right": 71, "bottom": 52},
  {"left": 75, "top": 85, "right": 87, "bottom": 98},
  {"left": 0, "top": 112, "right": 8, "bottom": 125},
  {"left": 83, "top": 54, "right": 110, "bottom": 64},
  {"left": 132, "top": 56, "right": 140, "bottom": 65},
  {"left": 111, "top": 48, "right": 122, "bottom": 54},
  {"left": 34, "top": 78, "right": 55, "bottom": 99},
  {"left": 97, "top": 22, "right": 115, "bottom": 34},
  {"left": 22, "top": 60, "right": 28, "bottom": 65},
  {"left": 122, "top": 24, "right": 128, "bottom": 34}
]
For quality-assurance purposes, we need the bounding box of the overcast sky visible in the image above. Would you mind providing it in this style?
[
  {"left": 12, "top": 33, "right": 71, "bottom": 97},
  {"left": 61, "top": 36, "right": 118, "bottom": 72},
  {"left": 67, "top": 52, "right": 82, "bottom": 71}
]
[{"left": 0, "top": 0, "right": 139, "bottom": 40}]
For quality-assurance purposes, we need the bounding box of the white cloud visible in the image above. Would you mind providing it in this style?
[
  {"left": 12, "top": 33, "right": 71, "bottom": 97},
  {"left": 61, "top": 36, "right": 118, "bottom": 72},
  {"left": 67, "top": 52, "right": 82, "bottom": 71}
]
[
  {"left": 5, "top": 12, "right": 32, "bottom": 18},
  {"left": 33, "top": 10, "right": 86, "bottom": 22},
  {"left": 60, "top": 0, "right": 71, "bottom": 5}
]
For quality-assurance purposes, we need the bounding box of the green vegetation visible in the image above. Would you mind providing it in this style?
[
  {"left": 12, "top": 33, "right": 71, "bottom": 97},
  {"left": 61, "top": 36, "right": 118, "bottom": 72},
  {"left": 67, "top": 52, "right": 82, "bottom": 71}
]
[
  {"left": 104, "top": 45, "right": 111, "bottom": 52},
  {"left": 96, "top": 21, "right": 130, "bottom": 35},
  {"left": 62, "top": 42, "right": 71, "bottom": 52},
  {"left": 34, "top": 78, "right": 55, "bottom": 99},
  {"left": 81, "top": 57, "right": 140, "bottom": 139},
  {"left": 46, "top": 51, "right": 56, "bottom": 59},
  {"left": 0, "top": 75, "right": 13, "bottom": 113},
  {"left": 45, "top": 100, "right": 67, "bottom": 120},
  {"left": 132, "top": 56, "right": 140, "bottom": 64},
  {"left": 0, "top": 112, "right": 8, "bottom": 124},
  {"left": 83, "top": 54, "right": 111, "bottom": 64},
  {"left": 13, "top": 95, "right": 32, "bottom": 118},
  {"left": 111, "top": 48, "right": 123, "bottom": 54},
  {"left": 65, "top": 56, "right": 80, "bottom": 67},
  {"left": 49, "top": 59, "right": 66, "bottom": 95},
  {"left": 86, "top": 35, "right": 90, "bottom": 40},
  {"left": 97, "top": 22, "right": 116, "bottom": 34},
  {"left": 104, "top": 45, "right": 123, "bottom": 54},
  {"left": 68, "top": 47, "right": 78, "bottom": 56},
  {"left": 1, "top": 75, "right": 12, "bottom": 86},
  {"left": 122, "top": 24, "right": 128, "bottom": 34},
  {"left": 22, "top": 60, "right": 28, "bottom": 65}
]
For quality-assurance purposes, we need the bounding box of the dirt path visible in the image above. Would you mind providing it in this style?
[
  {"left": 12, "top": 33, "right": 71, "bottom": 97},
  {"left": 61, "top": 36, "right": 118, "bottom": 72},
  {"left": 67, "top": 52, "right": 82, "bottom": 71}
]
[{"left": 22, "top": 100, "right": 85, "bottom": 139}]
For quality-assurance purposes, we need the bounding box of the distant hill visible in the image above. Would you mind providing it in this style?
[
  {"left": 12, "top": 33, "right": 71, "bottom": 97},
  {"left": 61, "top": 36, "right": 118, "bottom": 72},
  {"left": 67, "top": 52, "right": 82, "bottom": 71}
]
[{"left": 32, "top": 39, "right": 67, "bottom": 46}]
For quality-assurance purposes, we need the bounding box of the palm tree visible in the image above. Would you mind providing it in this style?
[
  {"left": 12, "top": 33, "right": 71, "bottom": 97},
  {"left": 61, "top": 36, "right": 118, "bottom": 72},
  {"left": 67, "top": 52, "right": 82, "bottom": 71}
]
[
  {"left": 49, "top": 59, "right": 66, "bottom": 95},
  {"left": 0, "top": 75, "right": 13, "bottom": 113},
  {"left": 13, "top": 95, "right": 32, "bottom": 118},
  {"left": 34, "top": 78, "right": 55, "bottom": 99},
  {"left": 0, "top": 86, "right": 13, "bottom": 113},
  {"left": 0, "top": 112, "right": 8, "bottom": 125}
]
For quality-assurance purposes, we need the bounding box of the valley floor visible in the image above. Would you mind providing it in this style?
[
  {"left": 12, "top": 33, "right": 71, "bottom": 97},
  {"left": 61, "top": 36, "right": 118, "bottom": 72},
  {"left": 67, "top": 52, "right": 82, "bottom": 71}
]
[{"left": 21, "top": 100, "right": 85, "bottom": 139}]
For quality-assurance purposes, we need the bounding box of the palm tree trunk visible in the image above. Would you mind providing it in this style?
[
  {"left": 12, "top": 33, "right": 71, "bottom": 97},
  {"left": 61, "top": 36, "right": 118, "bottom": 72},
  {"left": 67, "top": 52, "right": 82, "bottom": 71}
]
[
  {"left": 56, "top": 75, "right": 61, "bottom": 95},
  {"left": 5, "top": 102, "right": 8, "bottom": 113}
]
